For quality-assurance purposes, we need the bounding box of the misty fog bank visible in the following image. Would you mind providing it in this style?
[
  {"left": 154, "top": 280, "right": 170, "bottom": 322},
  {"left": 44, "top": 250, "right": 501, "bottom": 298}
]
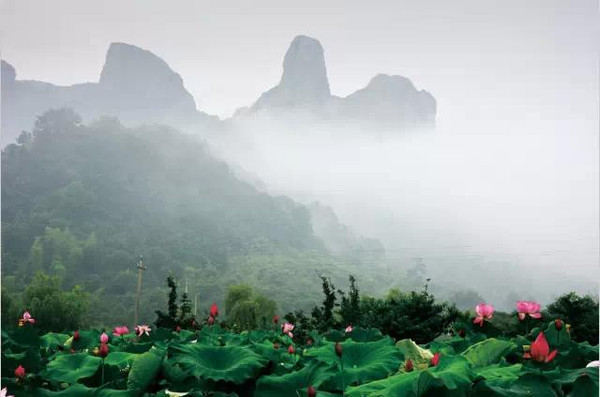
[{"left": 208, "top": 116, "right": 599, "bottom": 310}]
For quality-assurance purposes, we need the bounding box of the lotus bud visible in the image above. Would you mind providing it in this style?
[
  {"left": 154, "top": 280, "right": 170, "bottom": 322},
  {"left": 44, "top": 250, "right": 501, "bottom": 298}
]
[
  {"left": 99, "top": 343, "right": 109, "bottom": 358},
  {"left": 288, "top": 345, "right": 295, "bottom": 354},
  {"left": 458, "top": 329, "right": 466, "bottom": 338},
  {"left": 175, "top": 325, "right": 181, "bottom": 333},
  {"left": 405, "top": 358, "right": 414, "bottom": 372},
  {"left": 554, "top": 319, "right": 563, "bottom": 331},
  {"left": 273, "top": 315, "right": 279, "bottom": 324},
  {"left": 74, "top": 330, "right": 80, "bottom": 341},
  {"left": 210, "top": 303, "right": 219, "bottom": 318},
  {"left": 307, "top": 385, "right": 317, "bottom": 397},
  {"left": 335, "top": 342, "right": 343, "bottom": 358},
  {"left": 208, "top": 316, "right": 215, "bottom": 325},
  {"left": 273, "top": 342, "right": 279, "bottom": 350},
  {"left": 100, "top": 332, "right": 109, "bottom": 344},
  {"left": 431, "top": 352, "right": 440, "bottom": 367},
  {"left": 14, "top": 365, "right": 25, "bottom": 379}
]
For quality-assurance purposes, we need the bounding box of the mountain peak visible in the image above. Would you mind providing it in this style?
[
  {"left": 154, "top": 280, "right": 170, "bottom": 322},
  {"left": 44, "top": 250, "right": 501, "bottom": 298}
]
[
  {"left": 98, "top": 42, "right": 197, "bottom": 115},
  {"left": 249, "top": 35, "right": 331, "bottom": 112},
  {"left": 1, "top": 60, "right": 16, "bottom": 87},
  {"left": 280, "top": 35, "right": 330, "bottom": 99}
]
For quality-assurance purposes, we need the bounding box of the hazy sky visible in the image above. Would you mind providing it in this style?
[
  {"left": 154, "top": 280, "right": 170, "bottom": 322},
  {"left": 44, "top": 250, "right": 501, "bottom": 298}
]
[{"left": 1, "top": 0, "right": 598, "bottom": 126}]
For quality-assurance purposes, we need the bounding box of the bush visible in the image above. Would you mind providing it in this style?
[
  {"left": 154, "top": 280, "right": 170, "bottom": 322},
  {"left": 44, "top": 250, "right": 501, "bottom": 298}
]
[
  {"left": 21, "top": 272, "right": 89, "bottom": 332},
  {"left": 358, "top": 289, "right": 460, "bottom": 343},
  {"left": 225, "top": 284, "right": 277, "bottom": 331},
  {"left": 546, "top": 292, "right": 599, "bottom": 344}
]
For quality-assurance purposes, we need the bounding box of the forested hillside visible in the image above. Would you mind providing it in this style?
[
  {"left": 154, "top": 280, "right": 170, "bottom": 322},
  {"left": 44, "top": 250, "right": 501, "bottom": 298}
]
[{"left": 1, "top": 109, "right": 388, "bottom": 328}]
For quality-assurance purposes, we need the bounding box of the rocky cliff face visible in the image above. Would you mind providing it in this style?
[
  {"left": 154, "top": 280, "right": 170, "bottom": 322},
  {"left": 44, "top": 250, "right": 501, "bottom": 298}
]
[
  {"left": 1, "top": 44, "right": 215, "bottom": 146},
  {"left": 251, "top": 36, "right": 331, "bottom": 112},
  {"left": 239, "top": 35, "right": 436, "bottom": 129}
]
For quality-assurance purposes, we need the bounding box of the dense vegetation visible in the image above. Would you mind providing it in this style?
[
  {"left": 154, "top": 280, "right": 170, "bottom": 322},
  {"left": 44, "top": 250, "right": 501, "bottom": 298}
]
[
  {"left": 1, "top": 276, "right": 598, "bottom": 396},
  {"left": 1, "top": 109, "right": 388, "bottom": 328}
]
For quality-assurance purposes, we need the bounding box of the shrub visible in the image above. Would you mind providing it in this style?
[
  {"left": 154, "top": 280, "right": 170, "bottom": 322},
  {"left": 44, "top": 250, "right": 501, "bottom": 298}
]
[
  {"left": 546, "top": 292, "right": 599, "bottom": 344},
  {"left": 21, "top": 272, "right": 89, "bottom": 332},
  {"left": 358, "top": 289, "right": 460, "bottom": 343},
  {"left": 225, "top": 284, "right": 277, "bottom": 331}
]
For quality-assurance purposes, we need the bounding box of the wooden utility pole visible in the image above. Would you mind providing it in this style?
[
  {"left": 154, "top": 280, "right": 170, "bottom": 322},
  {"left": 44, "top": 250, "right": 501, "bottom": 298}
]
[{"left": 134, "top": 255, "right": 146, "bottom": 326}]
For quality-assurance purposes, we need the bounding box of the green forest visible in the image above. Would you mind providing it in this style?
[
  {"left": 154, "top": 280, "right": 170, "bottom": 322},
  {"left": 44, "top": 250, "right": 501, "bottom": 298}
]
[{"left": 1, "top": 109, "right": 390, "bottom": 329}]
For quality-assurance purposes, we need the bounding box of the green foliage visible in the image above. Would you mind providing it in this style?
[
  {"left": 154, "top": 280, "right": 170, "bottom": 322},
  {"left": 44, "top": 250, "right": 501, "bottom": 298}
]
[
  {"left": 461, "top": 338, "right": 517, "bottom": 368},
  {"left": 21, "top": 272, "right": 89, "bottom": 333},
  {"left": 338, "top": 275, "right": 361, "bottom": 326},
  {"left": 546, "top": 291, "right": 599, "bottom": 344},
  {"left": 126, "top": 347, "right": 165, "bottom": 393},
  {"left": 168, "top": 342, "right": 268, "bottom": 384},
  {"left": 305, "top": 338, "right": 402, "bottom": 389},
  {"left": 225, "top": 284, "right": 277, "bottom": 331},
  {"left": 1, "top": 310, "right": 598, "bottom": 396},
  {"left": 41, "top": 353, "right": 101, "bottom": 384},
  {"left": 254, "top": 361, "right": 337, "bottom": 397},
  {"left": 359, "top": 289, "right": 460, "bottom": 343},
  {"left": 167, "top": 275, "right": 178, "bottom": 319},
  {"left": 311, "top": 276, "right": 338, "bottom": 332},
  {"left": 2, "top": 110, "right": 390, "bottom": 327}
]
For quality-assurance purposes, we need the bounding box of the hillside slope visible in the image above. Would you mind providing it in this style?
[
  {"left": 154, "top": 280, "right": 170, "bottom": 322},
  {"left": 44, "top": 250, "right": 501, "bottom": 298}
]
[{"left": 1, "top": 109, "right": 389, "bottom": 325}]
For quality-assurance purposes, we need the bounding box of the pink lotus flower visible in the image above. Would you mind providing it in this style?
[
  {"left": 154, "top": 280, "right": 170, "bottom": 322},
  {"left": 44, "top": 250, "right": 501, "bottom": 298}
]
[
  {"left": 586, "top": 360, "right": 600, "bottom": 368},
  {"left": 282, "top": 322, "right": 294, "bottom": 338},
  {"left": 135, "top": 324, "right": 151, "bottom": 337},
  {"left": 18, "top": 311, "right": 35, "bottom": 326},
  {"left": 473, "top": 303, "right": 494, "bottom": 327},
  {"left": 431, "top": 352, "right": 440, "bottom": 367},
  {"left": 112, "top": 326, "right": 129, "bottom": 338},
  {"left": 15, "top": 365, "right": 25, "bottom": 379},
  {"left": 210, "top": 303, "right": 219, "bottom": 318},
  {"left": 1, "top": 387, "right": 15, "bottom": 397},
  {"left": 516, "top": 301, "right": 542, "bottom": 320},
  {"left": 100, "top": 332, "right": 109, "bottom": 344},
  {"left": 345, "top": 324, "right": 353, "bottom": 333},
  {"left": 530, "top": 331, "right": 557, "bottom": 363}
]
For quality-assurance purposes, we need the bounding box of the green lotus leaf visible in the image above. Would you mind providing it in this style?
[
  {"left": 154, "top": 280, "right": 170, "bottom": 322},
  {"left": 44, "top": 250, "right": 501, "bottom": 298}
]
[
  {"left": 126, "top": 347, "right": 165, "bottom": 393},
  {"left": 305, "top": 338, "right": 402, "bottom": 389},
  {"left": 104, "top": 351, "right": 138, "bottom": 369},
  {"left": 462, "top": 338, "right": 517, "bottom": 368},
  {"left": 547, "top": 366, "right": 599, "bottom": 395},
  {"left": 348, "top": 327, "right": 385, "bottom": 342},
  {"left": 345, "top": 355, "right": 473, "bottom": 396},
  {"left": 249, "top": 340, "right": 283, "bottom": 364},
  {"left": 31, "top": 383, "right": 135, "bottom": 396},
  {"left": 254, "top": 361, "right": 337, "bottom": 397},
  {"left": 569, "top": 368, "right": 599, "bottom": 397},
  {"left": 472, "top": 372, "right": 556, "bottom": 397},
  {"left": 42, "top": 353, "right": 102, "bottom": 384},
  {"left": 168, "top": 342, "right": 268, "bottom": 384},
  {"left": 40, "top": 332, "right": 70, "bottom": 352},
  {"left": 474, "top": 363, "right": 522, "bottom": 383}
]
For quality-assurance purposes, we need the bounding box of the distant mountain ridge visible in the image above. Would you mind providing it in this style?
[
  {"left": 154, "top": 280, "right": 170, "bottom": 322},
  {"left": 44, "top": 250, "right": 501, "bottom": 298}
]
[
  {"left": 237, "top": 36, "right": 436, "bottom": 128},
  {"left": 2, "top": 35, "right": 436, "bottom": 145},
  {"left": 1, "top": 43, "right": 218, "bottom": 145}
]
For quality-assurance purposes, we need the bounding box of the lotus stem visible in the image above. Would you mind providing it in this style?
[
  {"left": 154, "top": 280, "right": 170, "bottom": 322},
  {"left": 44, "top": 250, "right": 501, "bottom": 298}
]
[
  {"left": 340, "top": 357, "right": 345, "bottom": 396},
  {"left": 101, "top": 358, "right": 105, "bottom": 385}
]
